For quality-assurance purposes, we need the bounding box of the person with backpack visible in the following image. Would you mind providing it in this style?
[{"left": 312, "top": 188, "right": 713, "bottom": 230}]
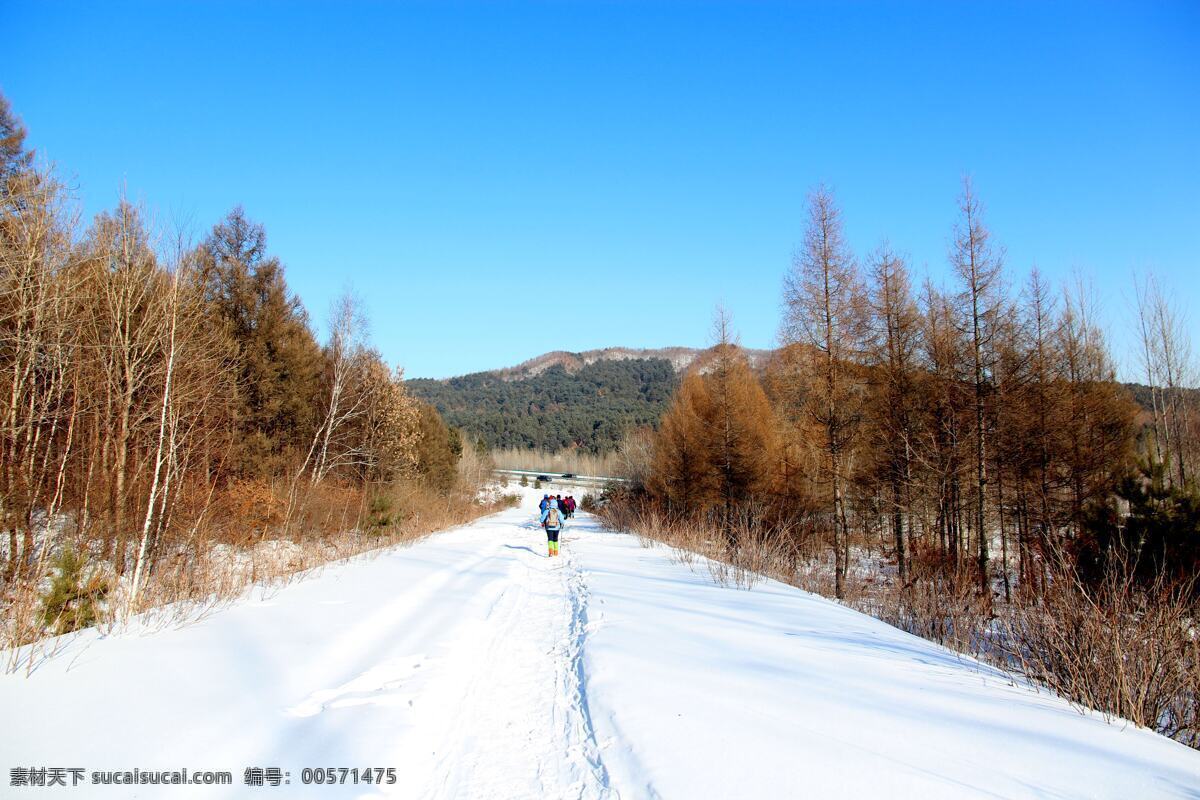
[
  {"left": 540, "top": 497, "right": 565, "bottom": 557},
  {"left": 564, "top": 495, "right": 576, "bottom": 518},
  {"left": 539, "top": 494, "right": 550, "bottom": 513}
]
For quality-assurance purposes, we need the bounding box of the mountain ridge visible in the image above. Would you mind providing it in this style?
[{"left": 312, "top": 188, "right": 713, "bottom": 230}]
[{"left": 432, "top": 345, "right": 774, "bottom": 382}]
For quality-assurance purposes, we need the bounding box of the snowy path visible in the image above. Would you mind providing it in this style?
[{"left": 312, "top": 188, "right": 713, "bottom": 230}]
[
  {"left": 2, "top": 489, "right": 1199, "bottom": 799},
  {"left": 403, "top": 522, "right": 611, "bottom": 800}
]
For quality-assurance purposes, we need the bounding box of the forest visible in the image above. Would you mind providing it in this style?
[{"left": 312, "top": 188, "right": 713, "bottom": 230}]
[
  {"left": 407, "top": 357, "right": 677, "bottom": 453},
  {"left": 599, "top": 184, "right": 1200, "bottom": 749},
  {"left": 0, "top": 93, "right": 498, "bottom": 657}
]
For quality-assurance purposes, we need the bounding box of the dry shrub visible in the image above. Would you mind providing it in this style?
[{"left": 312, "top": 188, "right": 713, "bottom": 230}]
[
  {"left": 867, "top": 541, "right": 993, "bottom": 653},
  {"left": 216, "top": 479, "right": 285, "bottom": 542},
  {"left": 286, "top": 481, "right": 364, "bottom": 541},
  {"left": 2, "top": 578, "right": 62, "bottom": 673},
  {"left": 998, "top": 552, "right": 1199, "bottom": 747}
]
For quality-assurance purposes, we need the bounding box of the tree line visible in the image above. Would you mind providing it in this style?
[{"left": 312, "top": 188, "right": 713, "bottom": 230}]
[
  {"left": 0, "top": 93, "right": 464, "bottom": 619},
  {"left": 638, "top": 182, "right": 1197, "bottom": 600}
]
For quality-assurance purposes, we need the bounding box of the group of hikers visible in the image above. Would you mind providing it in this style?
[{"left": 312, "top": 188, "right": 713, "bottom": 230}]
[{"left": 538, "top": 494, "right": 577, "bottom": 557}]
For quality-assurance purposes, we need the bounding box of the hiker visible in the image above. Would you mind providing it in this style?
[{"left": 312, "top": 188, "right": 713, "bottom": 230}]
[
  {"left": 540, "top": 498, "right": 565, "bottom": 557},
  {"left": 539, "top": 494, "right": 550, "bottom": 512},
  {"left": 566, "top": 495, "right": 577, "bottom": 517}
]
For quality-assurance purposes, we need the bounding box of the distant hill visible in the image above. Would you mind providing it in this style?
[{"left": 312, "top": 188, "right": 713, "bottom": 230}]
[
  {"left": 1122, "top": 382, "right": 1200, "bottom": 414},
  {"left": 407, "top": 346, "right": 774, "bottom": 453},
  {"left": 405, "top": 355, "right": 677, "bottom": 453}
]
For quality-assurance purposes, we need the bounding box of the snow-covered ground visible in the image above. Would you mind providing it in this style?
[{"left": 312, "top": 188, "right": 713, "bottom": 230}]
[{"left": 2, "top": 486, "right": 1198, "bottom": 798}]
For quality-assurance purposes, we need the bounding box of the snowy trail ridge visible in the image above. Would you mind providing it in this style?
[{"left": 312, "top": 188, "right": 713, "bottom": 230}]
[{"left": 3, "top": 488, "right": 1200, "bottom": 799}]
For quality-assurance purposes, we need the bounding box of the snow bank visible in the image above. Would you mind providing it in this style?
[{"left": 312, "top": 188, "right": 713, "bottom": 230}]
[{"left": 573, "top": 518, "right": 1200, "bottom": 798}]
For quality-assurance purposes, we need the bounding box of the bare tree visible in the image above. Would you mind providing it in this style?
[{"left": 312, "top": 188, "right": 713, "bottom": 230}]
[
  {"left": 81, "top": 198, "right": 170, "bottom": 574},
  {"left": 1149, "top": 275, "right": 1195, "bottom": 489},
  {"left": 866, "top": 243, "right": 920, "bottom": 582},
  {"left": 916, "top": 280, "right": 968, "bottom": 564},
  {"left": 128, "top": 265, "right": 181, "bottom": 612},
  {"left": 0, "top": 166, "right": 79, "bottom": 578},
  {"left": 950, "top": 178, "right": 1005, "bottom": 599},
  {"left": 311, "top": 290, "right": 370, "bottom": 484},
  {"left": 1019, "top": 267, "right": 1063, "bottom": 595}
]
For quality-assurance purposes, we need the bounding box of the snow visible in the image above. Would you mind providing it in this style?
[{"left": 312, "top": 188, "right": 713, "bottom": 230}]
[{"left": 2, "top": 485, "right": 1197, "bottom": 798}]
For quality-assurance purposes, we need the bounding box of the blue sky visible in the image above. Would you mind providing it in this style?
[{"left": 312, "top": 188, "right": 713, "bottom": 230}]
[{"left": 5, "top": 1, "right": 1198, "bottom": 379}]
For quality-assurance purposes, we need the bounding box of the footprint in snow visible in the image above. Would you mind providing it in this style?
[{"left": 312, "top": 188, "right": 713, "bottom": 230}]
[{"left": 285, "top": 655, "right": 425, "bottom": 717}]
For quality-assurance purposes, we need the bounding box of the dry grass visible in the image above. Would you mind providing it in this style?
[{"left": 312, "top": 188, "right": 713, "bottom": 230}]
[
  {"left": 602, "top": 500, "right": 805, "bottom": 590},
  {"left": 490, "top": 447, "right": 626, "bottom": 478}
]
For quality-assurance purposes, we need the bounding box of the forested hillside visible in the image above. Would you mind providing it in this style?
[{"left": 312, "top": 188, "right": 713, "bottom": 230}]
[{"left": 407, "top": 358, "right": 677, "bottom": 453}]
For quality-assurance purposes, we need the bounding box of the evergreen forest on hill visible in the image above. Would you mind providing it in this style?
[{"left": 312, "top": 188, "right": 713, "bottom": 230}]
[{"left": 407, "top": 358, "right": 678, "bottom": 453}]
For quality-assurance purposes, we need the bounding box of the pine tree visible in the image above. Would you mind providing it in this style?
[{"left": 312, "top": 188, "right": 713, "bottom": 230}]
[
  {"left": 195, "top": 207, "right": 323, "bottom": 476},
  {"left": 414, "top": 401, "right": 460, "bottom": 494},
  {"left": 0, "top": 92, "right": 33, "bottom": 184}
]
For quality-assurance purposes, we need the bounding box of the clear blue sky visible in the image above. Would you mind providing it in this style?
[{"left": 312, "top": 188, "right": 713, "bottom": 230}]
[{"left": 5, "top": 1, "right": 1198, "bottom": 379}]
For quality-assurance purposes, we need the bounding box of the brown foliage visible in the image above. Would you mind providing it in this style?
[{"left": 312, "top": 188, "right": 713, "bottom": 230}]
[{"left": 649, "top": 338, "right": 777, "bottom": 528}]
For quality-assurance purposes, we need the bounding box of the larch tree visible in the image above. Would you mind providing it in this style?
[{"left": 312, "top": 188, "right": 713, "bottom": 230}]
[
  {"left": 865, "top": 244, "right": 920, "bottom": 583},
  {"left": 703, "top": 309, "right": 777, "bottom": 547},
  {"left": 1014, "top": 267, "right": 1064, "bottom": 594},
  {"left": 781, "top": 186, "right": 866, "bottom": 598},
  {"left": 649, "top": 371, "right": 715, "bottom": 514},
  {"left": 1057, "top": 277, "right": 1137, "bottom": 537},
  {"left": 918, "top": 280, "right": 969, "bottom": 564},
  {"left": 358, "top": 363, "right": 421, "bottom": 483},
  {"left": 950, "top": 178, "right": 1004, "bottom": 599},
  {"left": 0, "top": 93, "right": 33, "bottom": 184},
  {"left": 983, "top": 288, "right": 1025, "bottom": 603}
]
